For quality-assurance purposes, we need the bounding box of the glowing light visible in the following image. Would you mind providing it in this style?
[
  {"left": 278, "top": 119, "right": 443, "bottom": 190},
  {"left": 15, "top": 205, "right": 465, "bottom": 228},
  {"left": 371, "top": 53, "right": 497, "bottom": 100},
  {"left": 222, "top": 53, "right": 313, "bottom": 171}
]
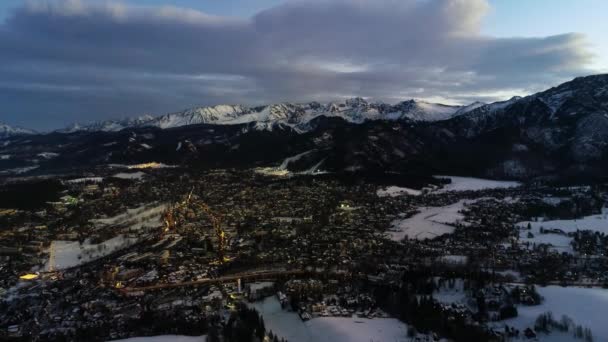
[
  {"left": 127, "top": 162, "right": 164, "bottom": 169},
  {"left": 19, "top": 274, "right": 39, "bottom": 280}
]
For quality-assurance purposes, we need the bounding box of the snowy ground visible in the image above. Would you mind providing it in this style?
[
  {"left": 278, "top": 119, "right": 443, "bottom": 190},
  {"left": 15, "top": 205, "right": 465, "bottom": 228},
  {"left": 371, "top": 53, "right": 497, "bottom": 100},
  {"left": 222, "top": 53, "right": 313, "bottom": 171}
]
[
  {"left": 91, "top": 203, "right": 167, "bottom": 231},
  {"left": 377, "top": 186, "right": 422, "bottom": 197},
  {"left": 44, "top": 203, "right": 166, "bottom": 270},
  {"left": 518, "top": 208, "right": 608, "bottom": 254},
  {"left": 65, "top": 177, "right": 104, "bottom": 184},
  {"left": 45, "top": 235, "right": 138, "bottom": 271},
  {"left": 388, "top": 200, "right": 470, "bottom": 241},
  {"left": 109, "top": 335, "right": 206, "bottom": 342},
  {"left": 112, "top": 171, "right": 146, "bottom": 180},
  {"left": 503, "top": 286, "right": 608, "bottom": 341},
  {"left": 250, "top": 296, "right": 409, "bottom": 342},
  {"left": 433, "top": 176, "right": 521, "bottom": 193}
]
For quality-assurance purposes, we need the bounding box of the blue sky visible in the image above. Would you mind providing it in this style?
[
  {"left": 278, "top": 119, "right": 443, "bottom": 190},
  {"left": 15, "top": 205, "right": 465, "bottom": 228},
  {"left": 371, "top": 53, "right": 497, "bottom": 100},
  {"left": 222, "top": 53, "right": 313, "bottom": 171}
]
[
  {"left": 485, "top": 0, "right": 607, "bottom": 70},
  {"left": 0, "top": 0, "right": 605, "bottom": 129}
]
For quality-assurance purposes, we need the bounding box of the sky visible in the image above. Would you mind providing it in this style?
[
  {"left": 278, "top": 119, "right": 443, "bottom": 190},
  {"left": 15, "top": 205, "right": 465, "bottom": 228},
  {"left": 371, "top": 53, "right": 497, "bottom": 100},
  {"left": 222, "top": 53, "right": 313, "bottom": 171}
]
[{"left": 0, "top": 0, "right": 606, "bottom": 130}]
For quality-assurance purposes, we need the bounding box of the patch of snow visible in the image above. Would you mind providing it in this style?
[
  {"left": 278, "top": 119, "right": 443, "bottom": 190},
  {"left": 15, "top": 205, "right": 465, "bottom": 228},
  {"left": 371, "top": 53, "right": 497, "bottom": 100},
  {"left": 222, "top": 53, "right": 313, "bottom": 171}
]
[
  {"left": 112, "top": 171, "right": 146, "bottom": 180},
  {"left": 65, "top": 177, "right": 104, "bottom": 184},
  {"left": 278, "top": 150, "right": 314, "bottom": 170},
  {"left": 298, "top": 159, "right": 326, "bottom": 175},
  {"left": 250, "top": 296, "right": 409, "bottom": 342},
  {"left": 45, "top": 235, "right": 138, "bottom": 271},
  {"left": 518, "top": 208, "right": 608, "bottom": 254},
  {"left": 91, "top": 203, "right": 167, "bottom": 231},
  {"left": 0, "top": 154, "right": 11, "bottom": 160},
  {"left": 37, "top": 152, "right": 60, "bottom": 159},
  {"left": 433, "top": 175, "right": 521, "bottom": 193},
  {"left": 503, "top": 286, "right": 608, "bottom": 341},
  {"left": 377, "top": 186, "right": 422, "bottom": 197},
  {"left": 388, "top": 199, "right": 473, "bottom": 241}
]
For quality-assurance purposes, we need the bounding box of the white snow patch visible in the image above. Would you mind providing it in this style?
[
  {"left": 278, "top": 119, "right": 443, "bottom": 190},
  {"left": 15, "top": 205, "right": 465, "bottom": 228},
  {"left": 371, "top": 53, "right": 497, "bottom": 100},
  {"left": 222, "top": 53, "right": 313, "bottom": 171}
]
[
  {"left": 251, "top": 296, "right": 409, "bottom": 342},
  {"left": 278, "top": 150, "right": 314, "bottom": 170},
  {"left": 388, "top": 199, "right": 472, "bottom": 241},
  {"left": 91, "top": 203, "right": 167, "bottom": 230},
  {"left": 37, "top": 152, "right": 60, "bottom": 159},
  {"left": 65, "top": 177, "right": 104, "bottom": 184},
  {"left": 377, "top": 186, "right": 422, "bottom": 197},
  {"left": 518, "top": 208, "right": 608, "bottom": 254},
  {"left": 0, "top": 154, "right": 10, "bottom": 160},
  {"left": 433, "top": 175, "right": 521, "bottom": 193},
  {"left": 112, "top": 171, "right": 146, "bottom": 180},
  {"left": 45, "top": 235, "right": 138, "bottom": 271},
  {"left": 503, "top": 286, "right": 608, "bottom": 341}
]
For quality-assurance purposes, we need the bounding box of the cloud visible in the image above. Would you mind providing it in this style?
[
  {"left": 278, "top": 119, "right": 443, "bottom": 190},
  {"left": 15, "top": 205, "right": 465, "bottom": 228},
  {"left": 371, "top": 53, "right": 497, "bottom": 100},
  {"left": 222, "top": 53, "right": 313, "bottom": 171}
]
[{"left": 0, "top": 0, "right": 597, "bottom": 129}]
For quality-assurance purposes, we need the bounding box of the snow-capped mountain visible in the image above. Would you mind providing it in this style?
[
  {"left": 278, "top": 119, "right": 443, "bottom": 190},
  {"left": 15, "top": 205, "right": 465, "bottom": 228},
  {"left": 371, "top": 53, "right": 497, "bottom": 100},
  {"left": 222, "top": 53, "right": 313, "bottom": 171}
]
[
  {"left": 0, "top": 122, "right": 36, "bottom": 139},
  {"left": 4, "top": 74, "right": 608, "bottom": 182},
  {"left": 57, "top": 98, "right": 472, "bottom": 134}
]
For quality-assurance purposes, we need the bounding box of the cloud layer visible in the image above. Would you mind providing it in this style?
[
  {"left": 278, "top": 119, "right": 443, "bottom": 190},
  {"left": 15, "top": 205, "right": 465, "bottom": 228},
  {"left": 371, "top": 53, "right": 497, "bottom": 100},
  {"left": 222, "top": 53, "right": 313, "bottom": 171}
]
[{"left": 0, "top": 0, "right": 596, "bottom": 129}]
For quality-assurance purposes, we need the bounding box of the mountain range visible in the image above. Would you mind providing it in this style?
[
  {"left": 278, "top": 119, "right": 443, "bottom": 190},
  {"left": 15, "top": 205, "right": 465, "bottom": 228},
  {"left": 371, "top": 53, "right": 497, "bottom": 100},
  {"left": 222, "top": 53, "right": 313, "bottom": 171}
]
[
  {"left": 4, "top": 98, "right": 490, "bottom": 136},
  {"left": 1, "top": 74, "right": 608, "bottom": 182}
]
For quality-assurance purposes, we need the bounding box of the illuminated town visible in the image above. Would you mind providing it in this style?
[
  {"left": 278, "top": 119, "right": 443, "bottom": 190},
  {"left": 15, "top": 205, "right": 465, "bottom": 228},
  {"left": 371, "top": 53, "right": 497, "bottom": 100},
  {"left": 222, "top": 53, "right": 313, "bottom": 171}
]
[{"left": 1, "top": 165, "right": 607, "bottom": 341}]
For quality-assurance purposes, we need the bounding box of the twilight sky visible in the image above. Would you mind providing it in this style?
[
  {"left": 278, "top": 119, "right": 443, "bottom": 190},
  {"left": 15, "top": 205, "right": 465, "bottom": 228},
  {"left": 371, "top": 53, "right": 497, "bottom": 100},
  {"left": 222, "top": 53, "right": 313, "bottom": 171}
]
[{"left": 0, "top": 0, "right": 606, "bottom": 130}]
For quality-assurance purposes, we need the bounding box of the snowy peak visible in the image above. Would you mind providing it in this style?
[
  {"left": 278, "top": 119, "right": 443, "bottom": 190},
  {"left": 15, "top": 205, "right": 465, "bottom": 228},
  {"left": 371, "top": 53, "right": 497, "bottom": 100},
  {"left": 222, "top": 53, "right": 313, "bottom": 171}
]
[
  {"left": 155, "top": 104, "right": 247, "bottom": 128},
  {"left": 56, "top": 98, "right": 471, "bottom": 134},
  {"left": 0, "top": 122, "right": 36, "bottom": 138},
  {"left": 393, "top": 100, "right": 461, "bottom": 121},
  {"left": 534, "top": 74, "right": 608, "bottom": 116}
]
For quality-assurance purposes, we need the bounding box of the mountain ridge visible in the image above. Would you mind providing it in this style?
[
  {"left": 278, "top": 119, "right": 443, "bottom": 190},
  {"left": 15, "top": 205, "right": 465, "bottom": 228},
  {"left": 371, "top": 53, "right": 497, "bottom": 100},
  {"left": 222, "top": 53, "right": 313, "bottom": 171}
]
[
  {"left": 50, "top": 98, "right": 473, "bottom": 134},
  {"left": 2, "top": 74, "right": 608, "bottom": 182}
]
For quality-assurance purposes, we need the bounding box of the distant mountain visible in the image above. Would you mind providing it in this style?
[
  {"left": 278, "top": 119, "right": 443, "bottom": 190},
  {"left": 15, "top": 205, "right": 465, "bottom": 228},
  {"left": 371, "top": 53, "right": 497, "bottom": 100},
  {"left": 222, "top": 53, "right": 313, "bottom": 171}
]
[
  {"left": 0, "top": 122, "right": 36, "bottom": 139},
  {"left": 56, "top": 98, "right": 473, "bottom": 134},
  {"left": 3, "top": 74, "right": 608, "bottom": 183}
]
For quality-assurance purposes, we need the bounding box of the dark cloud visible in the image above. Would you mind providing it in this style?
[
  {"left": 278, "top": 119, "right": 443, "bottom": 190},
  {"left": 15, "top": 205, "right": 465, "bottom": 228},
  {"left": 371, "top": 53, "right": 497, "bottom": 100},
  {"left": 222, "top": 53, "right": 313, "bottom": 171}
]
[{"left": 0, "top": 0, "right": 596, "bottom": 129}]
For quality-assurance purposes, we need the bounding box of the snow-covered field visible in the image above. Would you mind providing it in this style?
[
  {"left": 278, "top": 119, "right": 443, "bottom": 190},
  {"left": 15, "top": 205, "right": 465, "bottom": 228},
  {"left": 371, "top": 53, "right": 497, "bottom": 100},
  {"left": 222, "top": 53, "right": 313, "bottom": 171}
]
[
  {"left": 43, "top": 203, "right": 167, "bottom": 270},
  {"left": 377, "top": 186, "right": 421, "bottom": 197},
  {"left": 388, "top": 200, "right": 470, "bottom": 241},
  {"left": 112, "top": 171, "right": 146, "bottom": 180},
  {"left": 434, "top": 176, "right": 521, "bottom": 193},
  {"left": 45, "top": 235, "right": 138, "bottom": 271},
  {"left": 251, "top": 296, "right": 409, "bottom": 342},
  {"left": 518, "top": 208, "right": 608, "bottom": 254},
  {"left": 503, "top": 286, "right": 608, "bottom": 341},
  {"left": 109, "top": 335, "right": 206, "bottom": 342},
  {"left": 65, "top": 177, "right": 104, "bottom": 184},
  {"left": 91, "top": 203, "right": 167, "bottom": 231}
]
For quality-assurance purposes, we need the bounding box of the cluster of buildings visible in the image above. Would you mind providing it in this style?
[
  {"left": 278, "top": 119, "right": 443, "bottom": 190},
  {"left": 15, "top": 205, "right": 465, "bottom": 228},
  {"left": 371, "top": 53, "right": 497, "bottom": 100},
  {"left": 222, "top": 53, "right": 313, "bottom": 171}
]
[{"left": 1, "top": 167, "right": 607, "bottom": 340}]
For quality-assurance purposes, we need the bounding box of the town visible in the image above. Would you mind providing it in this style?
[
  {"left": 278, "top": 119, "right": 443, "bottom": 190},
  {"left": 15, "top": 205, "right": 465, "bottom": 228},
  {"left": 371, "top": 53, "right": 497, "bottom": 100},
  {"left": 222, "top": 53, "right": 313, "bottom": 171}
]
[{"left": 1, "top": 165, "right": 607, "bottom": 341}]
